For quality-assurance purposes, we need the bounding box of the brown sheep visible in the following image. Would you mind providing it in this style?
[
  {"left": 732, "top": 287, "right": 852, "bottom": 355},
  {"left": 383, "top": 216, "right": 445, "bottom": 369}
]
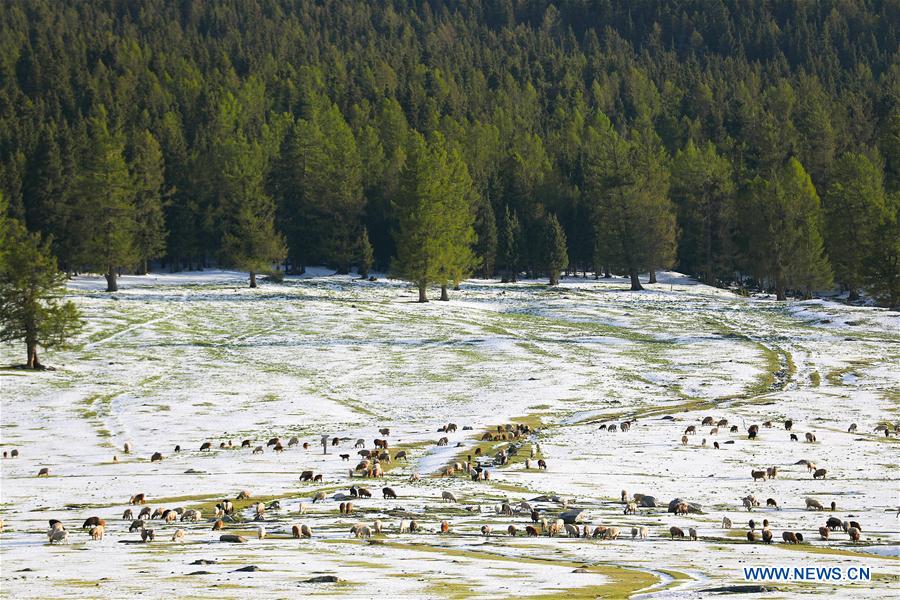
[
  {"left": 813, "top": 468, "right": 827, "bottom": 480},
  {"left": 681, "top": 435, "right": 688, "bottom": 446},
  {"left": 751, "top": 469, "right": 767, "bottom": 481},
  {"left": 141, "top": 528, "right": 155, "bottom": 542},
  {"left": 82, "top": 516, "right": 103, "bottom": 529},
  {"left": 357, "top": 487, "right": 372, "bottom": 498},
  {"left": 805, "top": 432, "right": 816, "bottom": 443},
  {"left": 299, "top": 470, "right": 315, "bottom": 482},
  {"left": 805, "top": 498, "right": 824, "bottom": 510},
  {"left": 129, "top": 493, "right": 146, "bottom": 505},
  {"left": 670, "top": 526, "right": 685, "bottom": 539},
  {"left": 782, "top": 531, "right": 799, "bottom": 544},
  {"left": 150, "top": 452, "right": 163, "bottom": 462},
  {"left": 819, "top": 527, "right": 829, "bottom": 540},
  {"left": 747, "top": 530, "right": 756, "bottom": 542},
  {"left": 90, "top": 525, "right": 104, "bottom": 540},
  {"left": 300, "top": 524, "right": 312, "bottom": 538},
  {"left": 624, "top": 502, "right": 637, "bottom": 515},
  {"left": 122, "top": 509, "right": 134, "bottom": 520},
  {"left": 212, "top": 520, "right": 224, "bottom": 531},
  {"left": 292, "top": 524, "right": 301, "bottom": 539},
  {"left": 688, "top": 527, "right": 698, "bottom": 540},
  {"left": 766, "top": 467, "right": 778, "bottom": 479},
  {"left": 675, "top": 502, "right": 690, "bottom": 515},
  {"left": 138, "top": 507, "right": 151, "bottom": 520},
  {"left": 526, "top": 525, "right": 539, "bottom": 537},
  {"left": 717, "top": 419, "right": 728, "bottom": 427},
  {"left": 508, "top": 525, "right": 518, "bottom": 536},
  {"left": 440, "top": 520, "right": 450, "bottom": 534},
  {"left": 200, "top": 441, "right": 211, "bottom": 451},
  {"left": 702, "top": 417, "right": 714, "bottom": 426},
  {"left": 761, "top": 529, "right": 773, "bottom": 544},
  {"left": 592, "top": 526, "right": 608, "bottom": 538},
  {"left": 766, "top": 498, "right": 779, "bottom": 509},
  {"left": 847, "top": 527, "right": 860, "bottom": 542},
  {"left": 37, "top": 467, "right": 50, "bottom": 477},
  {"left": 730, "top": 425, "right": 739, "bottom": 433},
  {"left": 382, "top": 487, "right": 397, "bottom": 499},
  {"left": 537, "top": 459, "right": 547, "bottom": 470},
  {"left": 253, "top": 446, "right": 264, "bottom": 454},
  {"left": 685, "top": 425, "right": 696, "bottom": 435}
]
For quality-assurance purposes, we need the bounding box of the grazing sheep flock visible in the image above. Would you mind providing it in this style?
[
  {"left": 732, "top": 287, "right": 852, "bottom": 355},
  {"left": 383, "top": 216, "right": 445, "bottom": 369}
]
[{"left": 0, "top": 271, "right": 898, "bottom": 598}]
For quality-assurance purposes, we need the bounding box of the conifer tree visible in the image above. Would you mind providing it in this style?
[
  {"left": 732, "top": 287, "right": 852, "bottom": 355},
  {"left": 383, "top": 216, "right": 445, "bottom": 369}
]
[
  {"left": 822, "top": 153, "right": 887, "bottom": 300},
  {"left": 130, "top": 130, "right": 167, "bottom": 275},
  {"left": 544, "top": 213, "right": 568, "bottom": 286},
  {"left": 357, "top": 229, "right": 374, "bottom": 279},
  {"left": 0, "top": 196, "right": 82, "bottom": 368},
  {"left": 499, "top": 206, "right": 521, "bottom": 283},
  {"left": 74, "top": 109, "right": 136, "bottom": 291}
]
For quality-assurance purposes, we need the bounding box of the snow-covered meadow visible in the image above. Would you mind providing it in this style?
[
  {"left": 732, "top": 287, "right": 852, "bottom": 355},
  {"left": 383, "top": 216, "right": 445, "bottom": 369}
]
[{"left": 1, "top": 270, "right": 898, "bottom": 598}]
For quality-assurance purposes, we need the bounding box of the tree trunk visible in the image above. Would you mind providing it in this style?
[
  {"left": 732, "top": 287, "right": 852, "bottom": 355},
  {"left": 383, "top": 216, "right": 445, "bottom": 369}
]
[
  {"left": 418, "top": 282, "right": 428, "bottom": 303},
  {"left": 648, "top": 270, "right": 657, "bottom": 284},
  {"left": 848, "top": 289, "right": 859, "bottom": 302},
  {"left": 629, "top": 270, "right": 644, "bottom": 291},
  {"left": 440, "top": 284, "right": 449, "bottom": 301},
  {"left": 775, "top": 286, "right": 786, "bottom": 301},
  {"left": 105, "top": 268, "right": 118, "bottom": 292},
  {"left": 603, "top": 266, "right": 611, "bottom": 278},
  {"left": 549, "top": 271, "right": 559, "bottom": 286},
  {"left": 249, "top": 272, "right": 257, "bottom": 288},
  {"left": 137, "top": 259, "right": 148, "bottom": 276},
  {"left": 26, "top": 340, "right": 41, "bottom": 369}
]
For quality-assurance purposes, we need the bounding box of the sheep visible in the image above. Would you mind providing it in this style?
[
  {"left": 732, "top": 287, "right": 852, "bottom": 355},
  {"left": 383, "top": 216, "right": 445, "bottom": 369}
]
[
  {"left": 169, "top": 528, "right": 185, "bottom": 542},
  {"left": 481, "top": 525, "right": 493, "bottom": 537},
  {"left": 717, "top": 419, "right": 728, "bottom": 427},
  {"left": 751, "top": 469, "right": 767, "bottom": 481},
  {"left": 669, "top": 526, "right": 685, "bottom": 539},
  {"left": 722, "top": 516, "right": 732, "bottom": 529},
  {"left": 847, "top": 423, "right": 857, "bottom": 433},
  {"left": 762, "top": 529, "right": 773, "bottom": 544},
  {"left": 730, "top": 425, "right": 739, "bottom": 433},
  {"left": 748, "top": 425, "right": 759, "bottom": 439},
  {"left": 409, "top": 472, "right": 421, "bottom": 482},
  {"left": 674, "top": 502, "right": 690, "bottom": 515},
  {"left": 266, "top": 438, "right": 280, "bottom": 447},
  {"left": 631, "top": 526, "right": 648, "bottom": 540},
  {"left": 312, "top": 492, "right": 326, "bottom": 503},
  {"left": 702, "top": 417, "right": 714, "bottom": 426},
  {"left": 681, "top": 435, "right": 688, "bottom": 446},
  {"left": 624, "top": 502, "right": 637, "bottom": 515},
  {"left": 805, "top": 498, "right": 824, "bottom": 510},
  {"left": 440, "top": 521, "right": 450, "bottom": 534},
  {"left": 212, "top": 520, "right": 224, "bottom": 531},
  {"left": 128, "top": 519, "right": 145, "bottom": 533},
  {"left": 621, "top": 490, "right": 628, "bottom": 503},
  {"left": 141, "top": 528, "right": 155, "bottom": 542},
  {"left": 847, "top": 527, "right": 860, "bottom": 542},
  {"left": 806, "top": 462, "right": 817, "bottom": 473},
  {"left": 256, "top": 525, "right": 266, "bottom": 540},
  {"left": 129, "top": 493, "right": 146, "bottom": 505},
  {"left": 562, "top": 524, "right": 578, "bottom": 537},
  {"left": 746, "top": 531, "right": 756, "bottom": 542},
  {"left": 688, "top": 527, "right": 697, "bottom": 541},
  {"left": 537, "top": 459, "right": 547, "bottom": 470},
  {"left": 82, "top": 516, "right": 103, "bottom": 529},
  {"left": 805, "top": 432, "right": 816, "bottom": 443},
  {"left": 288, "top": 436, "right": 300, "bottom": 447},
  {"left": 782, "top": 531, "right": 799, "bottom": 544},
  {"left": 48, "top": 524, "right": 68, "bottom": 544},
  {"left": 181, "top": 509, "right": 201, "bottom": 522},
  {"left": 784, "top": 419, "right": 793, "bottom": 430},
  {"left": 710, "top": 427, "right": 718, "bottom": 435},
  {"left": 150, "top": 452, "right": 163, "bottom": 462},
  {"left": 89, "top": 525, "right": 104, "bottom": 540},
  {"left": 685, "top": 425, "right": 697, "bottom": 435},
  {"left": 357, "top": 487, "right": 372, "bottom": 498},
  {"left": 749, "top": 519, "right": 756, "bottom": 531},
  {"left": 742, "top": 495, "right": 759, "bottom": 511},
  {"left": 714, "top": 441, "right": 720, "bottom": 449},
  {"left": 382, "top": 487, "right": 397, "bottom": 500},
  {"left": 818, "top": 526, "right": 829, "bottom": 540},
  {"left": 508, "top": 525, "right": 518, "bottom": 536},
  {"left": 236, "top": 490, "right": 252, "bottom": 500},
  {"left": 200, "top": 441, "right": 212, "bottom": 451},
  {"left": 122, "top": 509, "right": 134, "bottom": 520},
  {"left": 253, "top": 446, "right": 264, "bottom": 454},
  {"left": 604, "top": 527, "right": 620, "bottom": 540},
  {"left": 813, "top": 468, "right": 827, "bottom": 480},
  {"left": 300, "top": 524, "right": 312, "bottom": 538},
  {"left": 379, "top": 428, "right": 390, "bottom": 437},
  {"left": 165, "top": 511, "right": 177, "bottom": 524},
  {"left": 138, "top": 507, "right": 152, "bottom": 520},
  {"left": 37, "top": 467, "right": 49, "bottom": 477},
  {"left": 790, "top": 433, "right": 798, "bottom": 441},
  {"left": 526, "top": 525, "right": 539, "bottom": 537},
  {"left": 766, "top": 467, "right": 778, "bottom": 479}
]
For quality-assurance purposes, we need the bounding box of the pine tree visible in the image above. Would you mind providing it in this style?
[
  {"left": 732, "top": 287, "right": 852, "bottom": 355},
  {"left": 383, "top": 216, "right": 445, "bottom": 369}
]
[
  {"left": 74, "top": 109, "right": 136, "bottom": 291},
  {"left": 392, "top": 132, "right": 476, "bottom": 302},
  {"left": 586, "top": 116, "right": 676, "bottom": 290},
  {"left": 0, "top": 200, "right": 82, "bottom": 368},
  {"left": 862, "top": 191, "right": 900, "bottom": 308},
  {"left": 670, "top": 140, "right": 736, "bottom": 285},
  {"left": 357, "top": 229, "right": 374, "bottom": 278},
  {"left": 499, "top": 206, "right": 521, "bottom": 283},
  {"left": 130, "top": 130, "right": 167, "bottom": 275},
  {"left": 473, "top": 194, "right": 497, "bottom": 278},
  {"left": 544, "top": 213, "right": 568, "bottom": 286},
  {"left": 217, "top": 131, "right": 286, "bottom": 288},
  {"left": 739, "top": 158, "right": 833, "bottom": 300}
]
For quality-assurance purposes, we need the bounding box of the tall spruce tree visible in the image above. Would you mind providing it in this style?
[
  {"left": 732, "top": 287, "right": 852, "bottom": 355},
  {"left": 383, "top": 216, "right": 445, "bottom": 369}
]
[
  {"left": 739, "top": 158, "right": 832, "bottom": 300},
  {"left": 822, "top": 153, "right": 887, "bottom": 300},
  {"left": 0, "top": 197, "right": 82, "bottom": 368},
  {"left": 130, "top": 130, "right": 167, "bottom": 275},
  {"left": 586, "top": 116, "right": 676, "bottom": 290},
  {"left": 499, "top": 206, "right": 521, "bottom": 283},
  {"left": 74, "top": 109, "right": 136, "bottom": 291},
  {"left": 670, "top": 140, "right": 735, "bottom": 285},
  {"left": 544, "top": 213, "right": 568, "bottom": 286},
  {"left": 862, "top": 191, "right": 900, "bottom": 308}
]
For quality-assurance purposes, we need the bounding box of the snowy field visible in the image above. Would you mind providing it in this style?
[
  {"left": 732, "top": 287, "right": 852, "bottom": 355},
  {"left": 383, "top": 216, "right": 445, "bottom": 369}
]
[{"left": 1, "top": 270, "right": 898, "bottom": 599}]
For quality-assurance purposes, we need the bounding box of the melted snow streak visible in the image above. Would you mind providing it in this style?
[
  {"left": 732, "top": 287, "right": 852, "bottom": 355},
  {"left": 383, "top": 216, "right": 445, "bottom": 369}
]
[{"left": 0, "top": 271, "right": 897, "bottom": 598}]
